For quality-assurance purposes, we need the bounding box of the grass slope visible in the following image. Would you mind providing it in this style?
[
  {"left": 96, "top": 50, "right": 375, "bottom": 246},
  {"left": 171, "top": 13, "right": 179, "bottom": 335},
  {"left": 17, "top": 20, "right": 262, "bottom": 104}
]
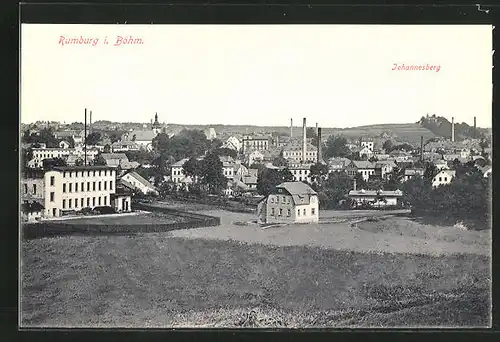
[{"left": 21, "top": 235, "right": 491, "bottom": 328}]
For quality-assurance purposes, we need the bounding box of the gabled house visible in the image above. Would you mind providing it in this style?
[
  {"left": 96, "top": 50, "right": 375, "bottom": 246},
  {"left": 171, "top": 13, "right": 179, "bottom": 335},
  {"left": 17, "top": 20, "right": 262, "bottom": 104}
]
[
  {"left": 257, "top": 182, "right": 319, "bottom": 224},
  {"left": 120, "top": 171, "right": 158, "bottom": 195},
  {"left": 348, "top": 189, "right": 403, "bottom": 207},
  {"left": 121, "top": 130, "right": 158, "bottom": 151},
  {"left": 100, "top": 153, "right": 139, "bottom": 171},
  {"left": 432, "top": 170, "right": 456, "bottom": 188},
  {"left": 374, "top": 160, "right": 397, "bottom": 179},
  {"left": 402, "top": 168, "right": 425, "bottom": 182},
  {"left": 359, "top": 146, "right": 374, "bottom": 159},
  {"left": 346, "top": 160, "right": 376, "bottom": 181},
  {"left": 328, "top": 158, "right": 351, "bottom": 173},
  {"left": 245, "top": 150, "right": 265, "bottom": 166}
]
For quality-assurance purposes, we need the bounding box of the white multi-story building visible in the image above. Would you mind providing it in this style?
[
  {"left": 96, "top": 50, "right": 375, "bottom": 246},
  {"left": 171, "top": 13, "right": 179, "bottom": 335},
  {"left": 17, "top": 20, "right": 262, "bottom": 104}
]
[
  {"left": 28, "top": 147, "right": 99, "bottom": 168},
  {"left": 289, "top": 164, "right": 313, "bottom": 183},
  {"left": 257, "top": 182, "right": 319, "bottom": 224},
  {"left": 242, "top": 136, "right": 270, "bottom": 153},
  {"left": 43, "top": 165, "right": 117, "bottom": 217},
  {"left": 282, "top": 142, "right": 318, "bottom": 164},
  {"left": 361, "top": 141, "right": 374, "bottom": 151}
]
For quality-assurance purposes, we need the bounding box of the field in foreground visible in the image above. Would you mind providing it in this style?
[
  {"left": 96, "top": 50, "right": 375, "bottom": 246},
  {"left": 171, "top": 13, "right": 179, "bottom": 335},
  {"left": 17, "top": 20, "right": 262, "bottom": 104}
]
[{"left": 21, "top": 233, "right": 491, "bottom": 328}]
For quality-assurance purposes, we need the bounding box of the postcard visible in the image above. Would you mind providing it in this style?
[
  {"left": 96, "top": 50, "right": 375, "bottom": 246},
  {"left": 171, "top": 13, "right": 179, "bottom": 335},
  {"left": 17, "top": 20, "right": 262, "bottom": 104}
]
[{"left": 20, "top": 24, "right": 492, "bottom": 328}]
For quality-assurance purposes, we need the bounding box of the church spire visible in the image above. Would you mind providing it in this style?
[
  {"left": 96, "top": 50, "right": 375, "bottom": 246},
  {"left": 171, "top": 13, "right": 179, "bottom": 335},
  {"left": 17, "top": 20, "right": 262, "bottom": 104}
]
[{"left": 154, "top": 112, "right": 159, "bottom": 124}]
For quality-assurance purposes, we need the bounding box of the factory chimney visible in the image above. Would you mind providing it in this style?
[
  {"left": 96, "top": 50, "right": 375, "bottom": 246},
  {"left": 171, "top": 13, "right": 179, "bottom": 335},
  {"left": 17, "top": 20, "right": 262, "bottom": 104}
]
[
  {"left": 474, "top": 116, "right": 477, "bottom": 139},
  {"left": 451, "top": 117, "right": 455, "bottom": 142},
  {"left": 290, "top": 118, "right": 293, "bottom": 138},
  {"left": 353, "top": 178, "right": 357, "bottom": 191},
  {"left": 420, "top": 136, "right": 424, "bottom": 162},
  {"left": 317, "top": 127, "right": 322, "bottom": 163},
  {"left": 302, "top": 118, "right": 307, "bottom": 164},
  {"left": 84, "top": 108, "right": 87, "bottom": 166},
  {"left": 89, "top": 110, "right": 93, "bottom": 136},
  {"left": 316, "top": 122, "right": 318, "bottom": 134}
]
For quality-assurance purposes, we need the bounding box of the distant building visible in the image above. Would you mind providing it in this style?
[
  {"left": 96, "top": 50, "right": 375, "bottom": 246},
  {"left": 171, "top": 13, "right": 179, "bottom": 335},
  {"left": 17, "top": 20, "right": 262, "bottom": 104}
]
[
  {"left": 120, "top": 171, "right": 158, "bottom": 195},
  {"left": 28, "top": 147, "right": 99, "bottom": 168},
  {"left": 282, "top": 141, "right": 317, "bottom": 164},
  {"left": 346, "top": 160, "right": 376, "bottom": 181},
  {"left": 100, "top": 153, "right": 140, "bottom": 171},
  {"left": 432, "top": 170, "right": 456, "bottom": 188},
  {"left": 374, "top": 160, "right": 397, "bottom": 179},
  {"left": 111, "top": 141, "right": 141, "bottom": 152},
  {"left": 245, "top": 150, "right": 265, "bottom": 166},
  {"left": 257, "top": 182, "right": 319, "bottom": 224},
  {"left": 289, "top": 164, "right": 313, "bottom": 183},
  {"left": 348, "top": 189, "right": 403, "bottom": 207},
  {"left": 402, "top": 168, "right": 425, "bottom": 182},
  {"left": 242, "top": 135, "right": 270, "bottom": 154},
  {"left": 328, "top": 158, "right": 351, "bottom": 173},
  {"left": 204, "top": 127, "right": 217, "bottom": 140},
  {"left": 359, "top": 146, "right": 374, "bottom": 159},
  {"left": 361, "top": 141, "right": 374, "bottom": 151}
]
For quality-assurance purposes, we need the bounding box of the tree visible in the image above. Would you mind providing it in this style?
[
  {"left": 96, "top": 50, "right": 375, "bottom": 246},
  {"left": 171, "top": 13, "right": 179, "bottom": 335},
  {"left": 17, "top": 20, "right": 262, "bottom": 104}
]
[
  {"left": 423, "top": 162, "right": 438, "bottom": 182},
  {"left": 272, "top": 155, "right": 288, "bottom": 167},
  {"left": 317, "top": 171, "right": 352, "bottom": 209},
  {"left": 257, "top": 167, "right": 294, "bottom": 196},
  {"left": 43, "top": 157, "right": 67, "bottom": 170},
  {"left": 307, "top": 127, "right": 319, "bottom": 147},
  {"left": 23, "top": 128, "right": 60, "bottom": 148},
  {"left": 324, "top": 135, "right": 351, "bottom": 159},
  {"left": 21, "top": 148, "right": 33, "bottom": 171},
  {"left": 383, "top": 140, "right": 394, "bottom": 152},
  {"left": 103, "top": 144, "right": 111, "bottom": 153},
  {"left": 94, "top": 154, "right": 107, "bottom": 166},
  {"left": 200, "top": 152, "right": 227, "bottom": 195},
  {"left": 213, "top": 147, "right": 237, "bottom": 159},
  {"left": 309, "top": 162, "right": 329, "bottom": 186},
  {"left": 75, "top": 158, "right": 84, "bottom": 166},
  {"left": 183, "top": 157, "right": 203, "bottom": 181},
  {"left": 85, "top": 132, "right": 102, "bottom": 145}
]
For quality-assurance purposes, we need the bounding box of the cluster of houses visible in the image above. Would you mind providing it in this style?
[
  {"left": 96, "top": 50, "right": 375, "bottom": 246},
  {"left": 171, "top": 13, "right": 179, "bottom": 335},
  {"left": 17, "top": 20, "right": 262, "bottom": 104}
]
[{"left": 21, "top": 114, "right": 492, "bottom": 225}]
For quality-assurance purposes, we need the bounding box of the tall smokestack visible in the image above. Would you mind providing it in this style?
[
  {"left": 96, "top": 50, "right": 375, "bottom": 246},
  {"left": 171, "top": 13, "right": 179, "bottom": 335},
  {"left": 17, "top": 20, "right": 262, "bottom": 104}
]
[
  {"left": 420, "top": 136, "right": 424, "bottom": 162},
  {"left": 451, "top": 117, "right": 455, "bottom": 142},
  {"left": 290, "top": 118, "right": 293, "bottom": 138},
  {"left": 353, "top": 178, "right": 357, "bottom": 191},
  {"left": 316, "top": 122, "right": 318, "bottom": 134},
  {"left": 302, "top": 118, "right": 307, "bottom": 164},
  {"left": 474, "top": 116, "right": 477, "bottom": 139},
  {"left": 84, "top": 108, "right": 87, "bottom": 165},
  {"left": 317, "top": 127, "right": 322, "bottom": 163},
  {"left": 89, "top": 110, "right": 93, "bottom": 136}
]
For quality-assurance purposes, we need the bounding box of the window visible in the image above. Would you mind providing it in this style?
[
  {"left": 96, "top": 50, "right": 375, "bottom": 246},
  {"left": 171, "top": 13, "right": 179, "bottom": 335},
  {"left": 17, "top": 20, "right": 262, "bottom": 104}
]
[
  {"left": 69, "top": 172, "right": 72, "bottom": 178},
  {"left": 271, "top": 208, "right": 275, "bottom": 216},
  {"left": 303, "top": 208, "right": 306, "bottom": 216},
  {"left": 81, "top": 182, "right": 85, "bottom": 191},
  {"left": 279, "top": 208, "right": 283, "bottom": 216},
  {"left": 50, "top": 192, "right": 54, "bottom": 202},
  {"left": 104, "top": 197, "right": 107, "bottom": 206},
  {"left": 87, "top": 171, "right": 90, "bottom": 177},
  {"left": 50, "top": 176, "right": 55, "bottom": 186},
  {"left": 110, "top": 181, "right": 113, "bottom": 190},
  {"left": 69, "top": 183, "right": 72, "bottom": 192},
  {"left": 287, "top": 209, "right": 291, "bottom": 217},
  {"left": 104, "top": 181, "right": 107, "bottom": 190},
  {"left": 104, "top": 170, "right": 107, "bottom": 176},
  {"left": 63, "top": 183, "right": 66, "bottom": 193},
  {"left": 87, "top": 198, "right": 90, "bottom": 207},
  {"left": 69, "top": 199, "right": 72, "bottom": 208},
  {"left": 24, "top": 184, "right": 28, "bottom": 194},
  {"left": 92, "top": 197, "right": 96, "bottom": 206},
  {"left": 62, "top": 199, "right": 66, "bottom": 209},
  {"left": 93, "top": 171, "right": 96, "bottom": 176},
  {"left": 99, "top": 171, "right": 101, "bottom": 176},
  {"left": 93, "top": 182, "right": 96, "bottom": 191},
  {"left": 33, "top": 184, "right": 37, "bottom": 194},
  {"left": 312, "top": 208, "right": 316, "bottom": 215},
  {"left": 75, "top": 183, "right": 78, "bottom": 192},
  {"left": 81, "top": 198, "right": 84, "bottom": 207},
  {"left": 444, "top": 177, "right": 447, "bottom": 182},
  {"left": 439, "top": 177, "right": 442, "bottom": 182},
  {"left": 270, "top": 197, "right": 274, "bottom": 203},
  {"left": 282, "top": 196, "right": 285, "bottom": 203},
  {"left": 87, "top": 182, "right": 90, "bottom": 191},
  {"left": 98, "top": 197, "right": 101, "bottom": 206},
  {"left": 98, "top": 182, "right": 102, "bottom": 191},
  {"left": 297, "top": 209, "right": 301, "bottom": 216}
]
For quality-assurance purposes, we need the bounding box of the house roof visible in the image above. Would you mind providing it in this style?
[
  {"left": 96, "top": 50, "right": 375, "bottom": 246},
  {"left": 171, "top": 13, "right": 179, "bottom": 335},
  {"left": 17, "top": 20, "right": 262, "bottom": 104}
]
[
  {"left": 52, "top": 165, "right": 116, "bottom": 171},
  {"left": 437, "top": 170, "right": 456, "bottom": 177},
  {"left": 276, "top": 182, "right": 317, "bottom": 195},
  {"left": 242, "top": 175, "right": 258, "bottom": 184},
  {"left": 283, "top": 141, "right": 318, "bottom": 152},
  {"left": 404, "top": 168, "right": 424, "bottom": 176},
  {"left": 351, "top": 160, "right": 375, "bottom": 169},
  {"left": 111, "top": 141, "right": 140, "bottom": 148},
  {"left": 171, "top": 158, "right": 190, "bottom": 167},
  {"left": 349, "top": 189, "right": 403, "bottom": 197},
  {"left": 124, "top": 171, "right": 155, "bottom": 189},
  {"left": 124, "top": 130, "right": 157, "bottom": 142},
  {"left": 101, "top": 153, "right": 129, "bottom": 161}
]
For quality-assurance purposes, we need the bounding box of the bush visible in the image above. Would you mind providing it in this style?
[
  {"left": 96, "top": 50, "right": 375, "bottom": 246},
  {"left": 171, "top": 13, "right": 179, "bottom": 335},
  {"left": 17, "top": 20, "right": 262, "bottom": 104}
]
[{"left": 93, "top": 206, "right": 116, "bottom": 215}]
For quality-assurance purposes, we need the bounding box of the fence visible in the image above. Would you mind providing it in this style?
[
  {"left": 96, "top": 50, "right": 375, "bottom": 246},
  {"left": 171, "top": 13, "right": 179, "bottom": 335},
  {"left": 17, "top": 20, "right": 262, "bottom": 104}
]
[{"left": 23, "top": 204, "right": 220, "bottom": 239}]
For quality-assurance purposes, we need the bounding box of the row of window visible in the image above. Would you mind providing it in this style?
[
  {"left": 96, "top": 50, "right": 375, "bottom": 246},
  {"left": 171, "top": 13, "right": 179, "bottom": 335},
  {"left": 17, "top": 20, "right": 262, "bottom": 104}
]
[
  {"left": 62, "top": 196, "right": 108, "bottom": 209},
  {"left": 291, "top": 169, "right": 310, "bottom": 175},
  {"left": 284, "top": 152, "right": 316, "bottom": 156},
  {"left": 23, "top": 183, "right": 38, "bottom": 195},
  {"left": 62, "top": 180, "right": 113, "bottom": 193},
  {"left": 63, "top": 170, "right": 113, "bottom": 178},
  {"left": 34, "top": 153, "right": 67, "bottom": 159},
  {"left": 270, "top": 207, "right": 316, "bottom": 217},
  {"left": 270, "top": 196, "right": 290, "bottom": 204},
  {"left": 172, "top": 169, "right": 184, "bottom": 176}
]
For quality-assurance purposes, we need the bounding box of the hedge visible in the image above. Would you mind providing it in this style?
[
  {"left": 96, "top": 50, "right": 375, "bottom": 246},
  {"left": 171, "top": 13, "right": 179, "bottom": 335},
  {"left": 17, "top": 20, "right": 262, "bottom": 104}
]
[{"left": 23, "top": 205, "right": 221, "bottom": 239}]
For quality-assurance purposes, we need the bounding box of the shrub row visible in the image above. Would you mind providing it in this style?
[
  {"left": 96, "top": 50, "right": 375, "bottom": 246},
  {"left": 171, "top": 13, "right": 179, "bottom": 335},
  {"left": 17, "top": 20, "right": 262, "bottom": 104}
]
[{"left": 23, "top": 206, "right": 221, "bottom": 239}]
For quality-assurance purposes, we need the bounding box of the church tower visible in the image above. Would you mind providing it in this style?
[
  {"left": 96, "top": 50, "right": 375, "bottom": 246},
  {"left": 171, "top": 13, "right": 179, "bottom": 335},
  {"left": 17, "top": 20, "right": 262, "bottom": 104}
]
[{"left": 152, "top": 112, "right": 162, "bottom": 135}]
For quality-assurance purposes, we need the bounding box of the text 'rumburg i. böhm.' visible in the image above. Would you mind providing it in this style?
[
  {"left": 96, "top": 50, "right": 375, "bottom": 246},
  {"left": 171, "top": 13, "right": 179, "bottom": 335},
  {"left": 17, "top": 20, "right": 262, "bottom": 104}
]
[{"left": 58, "top": 36, "right": 144, "bottom": 47}]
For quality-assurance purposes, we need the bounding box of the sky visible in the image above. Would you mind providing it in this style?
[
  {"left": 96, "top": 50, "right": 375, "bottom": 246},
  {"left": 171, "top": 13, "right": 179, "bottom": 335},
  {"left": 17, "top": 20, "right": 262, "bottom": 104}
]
[{"left": 21, "top": 24, "right": 492, "bottom": 128}]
